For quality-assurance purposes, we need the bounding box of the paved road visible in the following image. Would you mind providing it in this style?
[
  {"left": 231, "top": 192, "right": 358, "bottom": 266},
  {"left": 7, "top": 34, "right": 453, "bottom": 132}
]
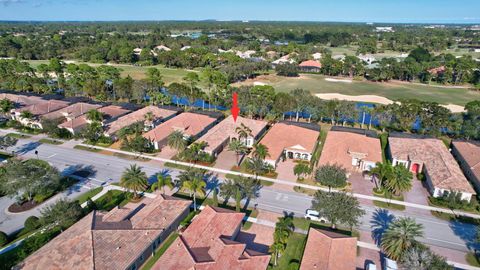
[{"left": 1, "top": 138, "right": 479, "bottom": 253}]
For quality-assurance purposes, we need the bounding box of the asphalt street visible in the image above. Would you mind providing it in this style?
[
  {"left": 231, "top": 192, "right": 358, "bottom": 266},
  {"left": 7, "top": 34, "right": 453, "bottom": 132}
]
[{"left": 0, "top": 138, "right": 478, "bottom": 253}]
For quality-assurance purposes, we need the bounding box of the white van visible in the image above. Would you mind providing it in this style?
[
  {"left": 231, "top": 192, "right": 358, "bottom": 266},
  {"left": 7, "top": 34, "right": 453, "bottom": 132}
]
[
  {"left": 304, "top": 209, "right": 328, "bottom": 223},
  {"left": 384, "top": 258, "right": 398, "bottom": 270}
]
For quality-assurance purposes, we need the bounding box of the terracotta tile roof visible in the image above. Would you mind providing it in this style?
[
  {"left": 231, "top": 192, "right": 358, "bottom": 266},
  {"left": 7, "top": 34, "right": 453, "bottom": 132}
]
[
  {"left": 318, "top": 131, "right": 382, "bottom": 171},
  {"left": 300, "top": 228, "right": 357, "bottom": 270},
  {"left": 153, "top": 206, "right": 270, "bottom": 270},
  {"left": 18, "top": 195, "right": 191, "bottom": 270},
  {"left": 196, "top": 115, "right": 267, "bottom": 153},
  {"left": 428, "top": 65, "right": 446, "bottom": 75},
  {"left": 143, "top": 112, "right": 217, "bottom": 143},
  {"left": 97, "top": 105, "right": 131, "bottom": 121},
  {"left": 452, "top": 140, "right": 480, "bottom": 181},
  {"left": 58, "top": 116, "right": 89, "bottom": 131},
  {"left": 389, "top": 137, "right": 475, "bottom": 194},
  {"left": 104, "top": 105, "right": 178, "bottom": 136},
  {"left": 258, "top": 122, "right": 320, "bottom": 163},
  {"left": 299, "top": 60, "right": 322, "bottom": 68},
  {"left": 0, "top": 93, "right": 44, "bottom": 106},
  {"left": 14, "top": 99, "right": 70, "bottom": 116},
  {"left": 42, "top": 102, "right": 102, "bottom": 120}
]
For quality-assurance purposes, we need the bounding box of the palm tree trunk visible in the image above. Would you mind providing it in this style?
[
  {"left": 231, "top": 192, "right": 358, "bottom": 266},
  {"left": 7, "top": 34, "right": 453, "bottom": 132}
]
[{"left": 193, "top": 194, "right": 197, "bottom": 210}]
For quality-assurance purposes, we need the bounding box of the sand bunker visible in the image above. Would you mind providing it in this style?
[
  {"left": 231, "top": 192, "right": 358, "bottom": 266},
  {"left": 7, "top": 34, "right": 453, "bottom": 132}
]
[
  {"left": 315, "top": 93, "right": 465, "bottom": 113},
  {"left": 324, "top": 78, "right": 353, "bottom": 83}
]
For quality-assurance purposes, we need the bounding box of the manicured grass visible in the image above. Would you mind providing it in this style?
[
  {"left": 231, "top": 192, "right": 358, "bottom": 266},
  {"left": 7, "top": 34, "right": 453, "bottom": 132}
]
[
  {"left": 112, "top": 152, "right": 150, "bottom": 162},
  {"left": 75, "top": 187, "right": 103, "bottom": 205},
  {"left": 6, "top": 132, "right": 31, "bottom": 139},
  {"left": 235, "top": 73, "right": 480, "bottom": 106},
  {"left": 93, "top": 190, "right": 132, "bottom": 211},
  {"left": 268, "top": 233, "right": 307, "bottom": 270},
  {"left": 38, "top": 138, "right": 63, "bottom": 145},
  {"left": 141, "top": 232, "right": 180, "bottom": 270},
  {"left": 379, "top": 133, "right": 389, "bottom": 163},
  {"left": 466, "top": 253, "right": 480, "bottom": 267},
  {"left": 164, "top": 162, "right": 196, "bottom": 171},
  {"left": 373, "top": 191, "right": 406, "bottom": 211},
  {"left": 74, "top": 145, "right": 101, "bottom": 152},
  {"left": 225, "top": 173, "right": 274, "bottom": 186}
]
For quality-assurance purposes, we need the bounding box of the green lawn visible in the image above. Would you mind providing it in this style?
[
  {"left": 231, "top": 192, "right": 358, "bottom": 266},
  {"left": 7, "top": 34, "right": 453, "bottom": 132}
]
[
  {"left": 373, "top": 191, "right": 406, "bottom": 211},
  {"left": 141, "top": 232, "right": 179, "bottom": 270},
  {"left": 75, "top": 187, "right": 103, "bottom": 205},
  {"left": 6, "top": 133, "right": 31, "bottom": 139},
  {"left": 466, "top": 253, "right": 480, "bottom": 267},
  {"left": 93, "top": 190, "right": 132, "bottom": 211},
  {"left": 268, "top": 233, "right": 307, "bottom": 270},
  {"left": 238, "top": 73, "right": 480, "bottom": 106},
  {"left": 73, "top": 145, "right": 101, "bottom": 152}
]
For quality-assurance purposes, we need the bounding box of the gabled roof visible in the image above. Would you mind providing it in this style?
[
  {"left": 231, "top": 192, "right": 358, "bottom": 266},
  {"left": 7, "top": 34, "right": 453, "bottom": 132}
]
[
  {"left": 318, "top": 130, "right": 382, "bottom": 171},
  {"left": 0, "top": 93, "right": 44, "bottom": 107},
  {"left": 258, "top": 122, "right": 319, "bottom": 162},
  {"left": 105, "top": 105, "right": 178, "bottom": 136},
  {"left": 143, "top": 112, "right": 217, "bottom": 143},
  {"left": 389, "top": 136, "right": 475, "bottom": 194},
  {"left": 42, "top": 102, "right": 102, "bottom": 120},
  {"left": 196, "top": 115, "right": 267, "bottom": 153},
  {"left": 152, "top": 206, "right": 270, "bottom": 270},
  {"left": 14, "top": 99, "right": 70, "bottom": 116},
  {"left": 18, "top": 195, "right": 191, "bottom": 270},
  {"left": 300, "top": 228, "right": 357, "bottom": 270}
]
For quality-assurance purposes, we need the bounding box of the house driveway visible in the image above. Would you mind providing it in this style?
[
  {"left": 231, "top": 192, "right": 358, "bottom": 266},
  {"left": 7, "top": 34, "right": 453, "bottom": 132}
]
[
  {"left": 213, "top": 150, "right": 239, "bottom": 170},
  {"left": 156, "top": 146, "right": 178, "bottom": 159},
  {"left": 404, "top": 178, "right": 432, "bottom": 217},
  {"left": 275, "top": 159, "right": 298, "bottom": 182},
  {"left": 349, "top": 172, "right": 376, "bottom": 196}
]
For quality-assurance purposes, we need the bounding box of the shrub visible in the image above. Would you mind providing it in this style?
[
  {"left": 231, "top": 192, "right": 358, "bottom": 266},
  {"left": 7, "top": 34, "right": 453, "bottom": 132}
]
[
  {"left": 24, "top": 216, "right": 40, "bottom": 232},
  {"left": 0, "top": 231, "right": 7, "bottom": 246}
]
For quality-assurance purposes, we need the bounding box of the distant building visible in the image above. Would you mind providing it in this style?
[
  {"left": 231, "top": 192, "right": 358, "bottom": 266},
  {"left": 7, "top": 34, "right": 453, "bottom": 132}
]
[
  {"left": 375, "top": 26, "right": 394, "bottom": 32},
  {"left": 18, "top": 194, "right": 191, "bottom": 270},
  {"left": 358, "top": 54, "right": 376, "bottom": 65},
  {"left": 298, "top": 60, "right": 322, "bottom": 73},
  {"left": 300, "top": 228, "right": 357, "bottom": 270},
  {"left": 180, "top": 46, "right": 191, "bottom": 51},
  {"left": 154, "top": 45, "right": 171, "bottom": 52},
  {"left": 312, "top": 52, "right": 322, "bottom": 60},
  {"left": 133, "top": 47, "right": 142, "bottom": 55},
  {"left": 152, "top": 206, "right": 270, "bottom": 270},
  {"left": 388, "top": 135, "right": 475, "bottom": 202},
  {"left": 427, "top": 66, "right": 446, "bottom": 76},
  {"left": 236, "top": 50, "right": 256, "bottom": 59}
]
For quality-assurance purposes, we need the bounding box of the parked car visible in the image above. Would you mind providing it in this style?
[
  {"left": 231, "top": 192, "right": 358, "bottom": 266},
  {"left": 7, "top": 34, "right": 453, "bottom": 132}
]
[
  {"left": 366, "top": 262, "right": 377, "bottom": 270},
  {"left": 304, "top": 209, "right": 328, "bottom": 223},
  {"left": 384, "top": 258, "right": 398, "bottom": 270}
]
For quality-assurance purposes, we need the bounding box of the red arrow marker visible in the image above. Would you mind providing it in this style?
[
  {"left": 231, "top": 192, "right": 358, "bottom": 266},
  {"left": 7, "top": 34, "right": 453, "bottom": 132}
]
[{"left": 231, "top": 92, "right": 240, "bottom": 122}]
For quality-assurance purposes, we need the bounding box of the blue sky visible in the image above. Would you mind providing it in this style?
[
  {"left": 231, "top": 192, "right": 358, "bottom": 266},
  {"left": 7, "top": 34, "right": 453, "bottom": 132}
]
[{"left": 0, "top": 0, "right": 479, "bottom": 23}]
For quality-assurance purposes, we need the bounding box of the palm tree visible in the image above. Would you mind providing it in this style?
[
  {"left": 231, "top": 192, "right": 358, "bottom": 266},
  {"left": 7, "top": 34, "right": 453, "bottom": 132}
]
[
  {"left": 235, "top": 123, "right": 252, "bottom": 142},
  {"left": 270, "top": 242, "right": 286, "bottom": 267},
  {"left": 167, "top": 130, "right": 186, "bottom": 152},
  {"left": 0, "top": 136, "right": 18, "bottom": 150},
  {"left": 381, "top": 217, "right": 424, "bottom": 260},
  {"left": 384, "top": 165, "right": 413, "bottom": 196},
  {"left": 120, "top": 164, "right": 148, "bottom": 198},
  {"left": 219, "top": 178, "right": 238, "bottom": 204},
  {"left": 86, "top": 109, "right": 103, "bottom": 123},
  {"left": 20, "top": 110, "right": 34, "bottom": 120},
  {"left": 181, "top": 141, "right": 208, "bottom": 163},
  {"left": 0, "top": 99, "right": 14, "bottom": 116},
  {"left": 370, "top": 161, "right": 394, "bottom": 189},
  {"left": 152, "top": 173, "right": 174, "bottom": 194},
  {"left": 144, "top": 111, "right": 154, "bottom": 128},
  {"left": 180, "top": 169, "right": 206, "bottom": 210},
  {"left": 252, "top": 143, "right": 270, "bottom": 160},
  {"left": 294, "top": 163, "right": 311, "bottom": 180},
  {"left": 245, "top": 157, "right": 267, "bottom": 180},
  {"left": 228, "top": 139, "right": 248, "bottom": 166},
  {"left": 401, "top": 247, "right": 434, "bottom": 270}
]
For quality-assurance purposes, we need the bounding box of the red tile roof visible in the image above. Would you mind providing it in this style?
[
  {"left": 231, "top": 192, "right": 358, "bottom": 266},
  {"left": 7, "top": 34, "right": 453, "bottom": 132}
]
[
  {"left": 143, "top": 112, "right": 217, "bottom": 143},
  {"left": 196, "top": 115, "right": 267, "bottom": 154},
  {"left": 258, "top": 122, "right": 320, "bottom": 163},
  {"left": 105, "top": 105, "right": 178, "bottom": 136},
  {"left": 318, "top": 131, "right": 382, "bottom": 171},
  {"left": 153, "top": 206, "right": 270, "bottom": 270},
  {"left": 452, "top": 140, "right": 480, "bottom": 181},
  {"left": 18, "top": 195, "right": 191, "bottom": 270},
  {"left": 389, "top": 137, "right": 475, "bottom": 194},
  {"left": 42, "top": 102, "right": 102, "bottom": 120},
  {"left": 14, "top": 99, "right": 70, "bottom": 116},
  {"left": 300, "top": 228, "right": 357, "bottom": 270},
  {"left": 299, "top": 60, "right": 322, "bottom": 68},
  {"left": 0, "top": 93, "right": 44, "bottom": 106}
]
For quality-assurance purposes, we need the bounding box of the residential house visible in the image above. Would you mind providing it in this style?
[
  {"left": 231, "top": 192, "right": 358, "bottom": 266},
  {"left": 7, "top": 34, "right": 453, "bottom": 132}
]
[
  {"left": 300, "top": 228, "right": 357, "bottom": 270},
  {"left": 104, "top": 105, "right": 179, "bottom": 138},
  {"left": 42, "top": 102, "right": 102, "bottom": 121},
  {"left": 312, "top": 52, "right": 322, "bottom": 60},
  {"left": 318, "top": 129, "right": 382, "bottom": 172},
  {"left": 388, "top": 135, "right": 475, "bottom": 201},
  {"left": 0, "top": 93, "right": 44, "bottom": 107},
  {"left": 143, "top": 112, "right": 218, "bottom": 150},
  {"left": 59, "top": 105, "right": 131, "bottom": 135},
  {"left": 358, "top": 54, "right": 376, "bottom": 65},
  {"left": 133, "top": 48, "right": 142, "bottom": 55},
  {"left": 196, "top": 115, "right": 268, "bottom": 157},
  {"left": 427, "top": 66, "right": 446, "bottom": 76},
  {"left": 451, "top": 140, "right": 480, "bottom": 193},
  {"left": 154, "top": 45, "right": 171, "bottom": 52},
  {"left": 298, "top": 60, "right": 322, "bottom": 73},
  {"left": 11, "top": 99, "right": 70, "bottom": 128},
  {"left": 18, "top": 194, "right": 191, "bottom": 270},
  {"left": 152, "top": 206, "right": 270, "bottom": 270},
  {"left": 236, "top": 50, "right": 256, "bottom": 59},
  {"left": 258, "top": 122, "right": 320, "bottom": 167}
]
